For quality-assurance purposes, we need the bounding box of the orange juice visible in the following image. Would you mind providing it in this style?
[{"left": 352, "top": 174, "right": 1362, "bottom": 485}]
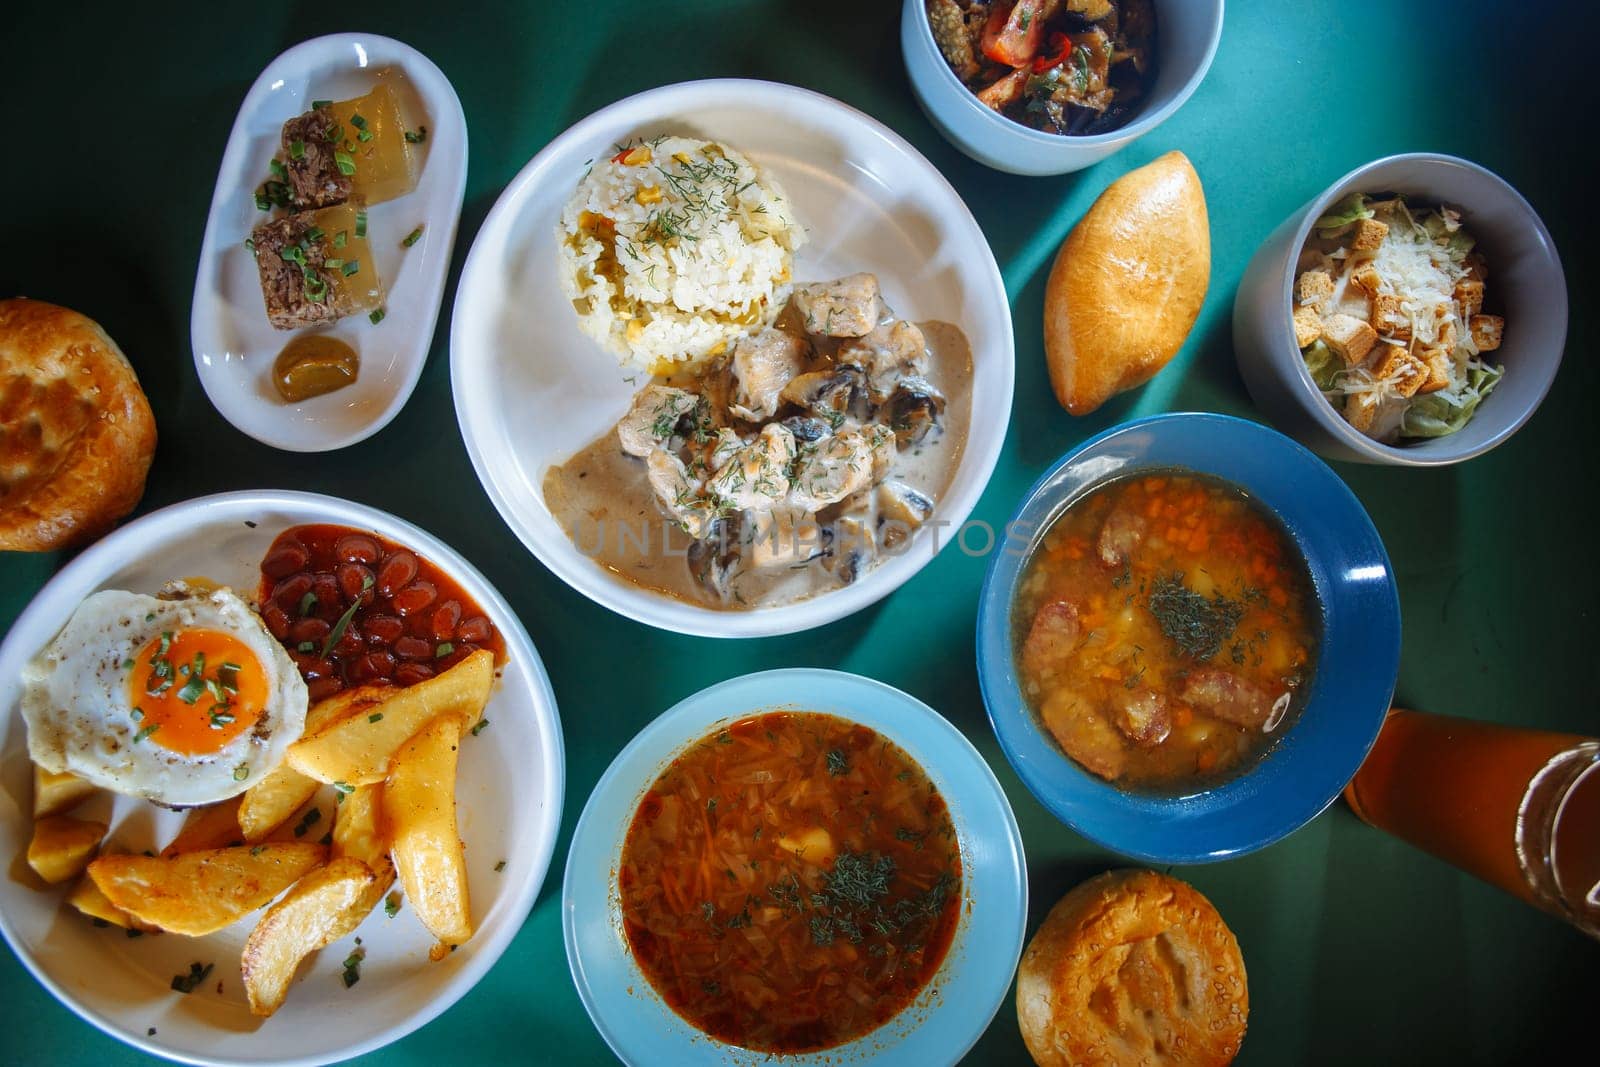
[{"left": 1345, "top": 708, "right": 1599, "bottom": 937}]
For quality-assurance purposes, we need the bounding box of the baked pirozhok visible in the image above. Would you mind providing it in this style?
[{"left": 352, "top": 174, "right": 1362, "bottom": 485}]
[
  {"left": 1018, "top": 869, "right": 1248, "bottom": 1067},
  {"left": 0, "top": 298, "right": 157, "bottom": 552}
]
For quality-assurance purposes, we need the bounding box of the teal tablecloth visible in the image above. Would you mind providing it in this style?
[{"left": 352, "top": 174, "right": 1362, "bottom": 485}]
[{"left": 2, "top": 1, "right": 1594, "bottom": 1062}]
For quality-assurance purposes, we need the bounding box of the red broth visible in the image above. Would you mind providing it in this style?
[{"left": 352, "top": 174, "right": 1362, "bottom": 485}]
[
  {"left": 1014, "top": 471, "right": 1320, "bottom": 790},
  {"left": 619, "top": 712, "right": 962, "bottom": 1053}
]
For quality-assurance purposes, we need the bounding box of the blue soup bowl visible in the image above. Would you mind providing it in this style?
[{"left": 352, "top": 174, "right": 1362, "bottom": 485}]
[{"left": 977, "top": 413, "right": 1401, "bottom": 863}]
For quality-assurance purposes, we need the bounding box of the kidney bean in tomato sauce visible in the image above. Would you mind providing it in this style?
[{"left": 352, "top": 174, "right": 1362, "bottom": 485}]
[{"left": 259, "top": 524, "right": 505, "bottom": 701}]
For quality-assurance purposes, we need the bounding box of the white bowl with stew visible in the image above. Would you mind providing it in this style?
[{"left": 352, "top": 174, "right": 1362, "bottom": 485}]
[
  {"left": 901, "top": 0, "right": 1224, "bottom": 176},
  {"left": 562, "top": 669, "right": 1027, "bottom": 1065},
  {"left": 977, "top": 414, "right": 1401, "bottom": 863}
]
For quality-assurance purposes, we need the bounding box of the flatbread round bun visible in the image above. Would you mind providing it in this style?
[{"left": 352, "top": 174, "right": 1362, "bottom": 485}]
[
  {"left": 0, "top": 298, "right": 157, "bottom": 551},
  {"left": 1043, "top": 151, "right": 1211, "bottom": 415},
  {"left": 1017, "top": 869, "right": 1248, "bottom": 1067}
]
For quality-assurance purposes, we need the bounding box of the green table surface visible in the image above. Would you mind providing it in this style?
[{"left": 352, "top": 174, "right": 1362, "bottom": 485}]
[{"left": 3, "top": 0, "right": 1596, "bottom": 1063}]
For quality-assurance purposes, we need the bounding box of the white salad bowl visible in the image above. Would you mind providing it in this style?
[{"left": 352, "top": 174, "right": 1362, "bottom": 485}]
[
  {"left": 1233, "top": 153, "right": 1568, "bottom": 465},
  {"left": 192, "top": 33, "right": 468, "bottom": 452},
  {"left": 450, "top": 78, "right": 1014, "bottom": 639},
  {"left": 0, "top": 491, "right": 564, "bottom": 1066},
  {"left": 900, "top": 0, "right": 1224, "bottom": 176}
]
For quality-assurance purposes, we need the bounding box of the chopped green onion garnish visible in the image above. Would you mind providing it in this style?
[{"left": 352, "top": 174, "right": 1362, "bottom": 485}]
[
  {"left": 289, "top": 139, "right": 306, "bottom": 161},
  {"left": 354, "top": 210, "right": 368, "bottom": 237},
  {"left": 298, "top": 591, "right": 317, "bottom": 616},
  {"left": 269, "top": 158, "right": 288, "bottom": 181},
  {"left": 297, "top": 641, "right": 315, "bottom": 653},
  {"left": 122, "top": 658, "right": 136, "bottom": 670},
  {"left": 243, "top": 237, "right": 256, "bottom": 254},
  {"left": 334, "top": 150, "right": 356, "bottom": 176},
  {"left": 321, "top": 595, "right": 363, "bottom": 658},
  {"left": 311, "top": 99, "right": 332, "bottom": 109},
  {"left": 471, "top": 718, "right": 490, "bottom": 737},
  {"left": 404, "top": 126, "right": 427, "bottom": 144},
  {"left": 176, "top": 675, "right": 207, "bottom": 705},
  {"left": 357, "top": 129, "right": 373, "bottom": 143},
  {"left": 305, "top": 226, "right": 324, "bottom": 241},
  {"left": 133, "top": 724, "right": 160, "bottom": 744},
  {"left": 342, "top": 259, "right": 360, "bottom": 277},
  {"left": 368, "top": 307, "right": 386, "bottom": 325},
  {"left": 332, "top": 230, "right": 348, "bottom": 249},
  {"left": 368, "top": 712, "right": 384, "bottom": 723},
  {"left": 384, "top": 892, "right": 401, "bottom": 917},
  {"left": 255, "top": 192, "right": 271, "bottom": 211},
  {"left": 349, "top": 114, "right": 367, "bottom": 130},
  {"left": 324, "top": 257, "right": 344, "bottom": 269},
  {"left": 131, "top": 707, "right": 144, "bottom": 720},
  {"left": 434, "top": 642, "right": 454, "bottom": 658},
  {"left": 401, "top": 225, "right": 424, "bottom": 248}
]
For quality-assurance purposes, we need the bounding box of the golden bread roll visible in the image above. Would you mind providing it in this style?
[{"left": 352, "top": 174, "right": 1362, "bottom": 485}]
[
  {"left": 1043, "top": 151, "right": 1210, "bottom": 415},
  {"left": 1017, "top": 869, "right": 1247, "bottom": 1067},
  {"left": 0, "top": 298, "right": 157, "bottom": 551}
]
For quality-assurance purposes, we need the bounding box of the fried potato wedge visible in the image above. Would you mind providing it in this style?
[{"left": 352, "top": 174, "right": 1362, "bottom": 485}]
[
  {"left": 334, "top": 782, "right": 387, "bottom": 869},
  {"left": 162, "top": 796, "right": 244, "bottom": 856},
  {"left": 385, "top": 712, "right": 472, "bottom": 947},
  {"left": 242, "top": 856, "right": 393, "bottom": 1017},
  {"left": 32, "top": 765, "right": 97, "bottom": 820},
  {"left": 239, "top": 686, "right": 394, "bottom": 841},
  {"left": 287, "top": 651, "right": 493, "bottom": 787},
  {"left": 29, "top": 815, "right": 108, "bottom": 883},
  {"left": 66, "top": 876, "right": 156, "bottom": 931},
  {"left": 88, "top": 843, "right": 326, "bottom": 936}
]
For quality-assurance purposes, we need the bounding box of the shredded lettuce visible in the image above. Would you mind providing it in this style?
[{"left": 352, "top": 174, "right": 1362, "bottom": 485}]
[
  {"left": 1400, "top": 363, "right": 1503, "bottom": 438},
  {"left": 1315, "top": 194, "right": 1374, "bottom": 233},
  {"left": 1301, "top": 340, "right": 1345, "bottom": 394}
]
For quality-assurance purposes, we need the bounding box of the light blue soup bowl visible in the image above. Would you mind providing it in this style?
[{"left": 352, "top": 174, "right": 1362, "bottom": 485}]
[
  {"left": 563, "top": 669, "right": 1027, "bottom": 1066},
  {"left": 977, "top": 413, "right": 1401, "bottom": 864}
]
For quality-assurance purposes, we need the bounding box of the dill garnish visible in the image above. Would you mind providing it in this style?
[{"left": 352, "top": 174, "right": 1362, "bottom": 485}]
[
  {"left": 825, "top": 749, "right": 850, "bottom": 776},
  {"left": 1146, "top": 573, "right": 1245, "bottom": 660}
]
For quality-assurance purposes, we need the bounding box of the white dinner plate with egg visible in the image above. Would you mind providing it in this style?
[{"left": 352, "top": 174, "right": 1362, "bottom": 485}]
[
  {"left": 450, "top": 79, "right": 1014, "bottom": 638},
  {"left": 192, "top": 33, "right": 468, "bottom": 452},
  {"left": 0, "top": 491, "right": 564, "bottom": 1066}
]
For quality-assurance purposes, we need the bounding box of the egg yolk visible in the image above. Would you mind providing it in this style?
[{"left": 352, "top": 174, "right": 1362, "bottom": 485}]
[{"left": 125, "top": 628, "right": 269, "bottom": 756}]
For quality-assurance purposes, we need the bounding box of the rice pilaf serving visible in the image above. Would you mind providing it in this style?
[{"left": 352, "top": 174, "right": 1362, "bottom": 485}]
[{"left": 558, "top": 136, "right": 804, "bottom": 372}]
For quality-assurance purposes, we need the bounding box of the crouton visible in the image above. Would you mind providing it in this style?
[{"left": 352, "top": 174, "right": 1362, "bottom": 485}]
[
  {"left": 1454, "top": 279, "right": 1485, "bottom": 318},
  {"left": 1470, "top": 314, "right": 1504, "bottom": 351},
  {"left": 1344, "top": 392, "right": 1383, "bottom": 434},
  {"left": 1295, "top": 270, "right": 1335, "bottom": 309},
  {"left": 1371, "top": 345, "right": 1429, "bottom": 398},
  {"left": 1351, "top": 263, "right": 1384, "bottom": 295},
  {"left": 1293, "top": 306, "right": 1323, "bottom": 349},
  {"left": 1418, "top": 349, "right": 1452, "bottom": 394},
  {"left": 1322, "top": 313, "right": 1379, "bottom": 366},
  {"left": 1351, "top": 218, "right": 1389, "bottom": 251},
  {"left": 1370, "top": 293, "right": 1412, "bottom": 340}
]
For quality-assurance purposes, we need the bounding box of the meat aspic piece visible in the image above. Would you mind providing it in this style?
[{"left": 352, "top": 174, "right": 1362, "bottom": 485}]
[
  {"left": 280, "top": 109, "right": 353, "bottom": 210},
  {"left": 250, "top": 204, "right": 383, "bottom": 330}
]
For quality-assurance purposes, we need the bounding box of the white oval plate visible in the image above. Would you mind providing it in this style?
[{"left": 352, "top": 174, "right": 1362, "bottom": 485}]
[
  {"left": 0, "top": 491, "right": 564, "bottom": 1066},
  {"left": 192, "top": 34, "right": 468, "bottom": 452},
  {"left": 450, "top": 79, "right": 1014, "bottom": 638}
]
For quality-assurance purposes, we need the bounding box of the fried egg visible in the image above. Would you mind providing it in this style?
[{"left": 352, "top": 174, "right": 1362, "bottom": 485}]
[{"left": 20, "top": 583, "right": 307, "bottom": 807}]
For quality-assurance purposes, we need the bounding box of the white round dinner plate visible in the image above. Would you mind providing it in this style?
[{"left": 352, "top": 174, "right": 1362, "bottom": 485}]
[
  {"left": 0, "top": 491, "right": 564, "bottom": 1066},
  {"left": 450, "top": 79, "right": 1014, "bottom": 638}
]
